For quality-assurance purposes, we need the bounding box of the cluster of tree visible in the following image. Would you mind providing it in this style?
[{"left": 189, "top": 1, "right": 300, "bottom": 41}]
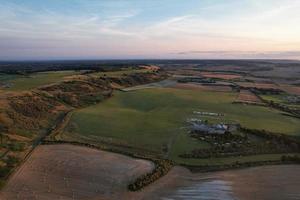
[
  {"left": 0, "top": 155, "right": 20, "bottom": 180},
  {"left": 234, "top": 86, "right": 283, "bottom": 95},
  {"left": 182, "top": 128, "right": 300, "bottom": 159},
  {"left": 6, "top": 93, "right": 64, "bottom": 132},
  {"left": 177, "top": 77, "right": 216, "bottom": 84},
  {"left": 190, "top": 132, "right": 247, "bottom": 145},
  {"left": 0, "top": 140, "right": 25, "bottom": 152},
  {"left": 0, "top": 61, "right": 142, "bottom": 73},
  {"left": 106, "top": 72, "right": 167, "bottom": 87},
  {"left": 41, "top": 79, "right": 113, "bottom": 108},
  {"left": 251, "top": 87, "right": 283, "bottom": 95},
  {"left": 128, "top": 159, "right": 173, "bottom": 191},
  {"left": 81, "top": 66, "right": 149, "bottom": 75},
  {"left": 9, "top": 95, "right": 56, "bottom": 118},
  {"left": 281, "top": 155, "right": 300, "bottom": 163},
  {"left": 240, "top": 127, "right": 300, "bottom": 149},
  {"left": 184, "top": 159, "right": 285, "bottom": 173},
  {"left": 180, "top": 142, "right": 296, "bottom": 159},
  {"left": 265, "top": 100, "right": 300, "bottom": 118},
  {"left": 0, "top": 166, "right": 10, "bottom": 179},
  {"left": 0, "top": 125, "right": 8, "bottom": 144}
]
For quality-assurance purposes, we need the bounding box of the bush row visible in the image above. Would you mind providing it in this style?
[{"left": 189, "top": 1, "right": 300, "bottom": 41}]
[{"left": 128, "top": 159, "right": 173, "bottom": 191}]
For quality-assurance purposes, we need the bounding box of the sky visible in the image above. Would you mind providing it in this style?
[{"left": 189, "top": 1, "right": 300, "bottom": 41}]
[{"left": 0, "top": 0, "right": 300, "bottom": 60}]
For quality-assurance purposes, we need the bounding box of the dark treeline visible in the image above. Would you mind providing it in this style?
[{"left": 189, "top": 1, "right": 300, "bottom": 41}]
[
  {"left": 240, "top": 127, "right": 300, "bottom": 148},
  {"left": 0, "top": 60, "right": 144, "bottom": 74},
  {"left": 1, "top": 59, "right": 300, "bottom": 73},
  {"left": 177, "top": 77, "right": 216, "bottom": 84},
  {"left": 181, "top": 127, "right": 300, "bottom": 159},
  {"left": 128, "top": 159, "right": 173, "bottom": 191},
  {"left": 264, "top": 100, "right": 300, "bottom": 118},
  {"left": 234, "top": 86, "right": 284, "bottom": 95},
  {"left": 183, "top": 158, "right": 300, "bottom": 173}
]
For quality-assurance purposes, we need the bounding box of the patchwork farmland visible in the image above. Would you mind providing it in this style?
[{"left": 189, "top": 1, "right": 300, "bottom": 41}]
[{"left": 0, "top": 61, "right": 300, "bottom": 199}]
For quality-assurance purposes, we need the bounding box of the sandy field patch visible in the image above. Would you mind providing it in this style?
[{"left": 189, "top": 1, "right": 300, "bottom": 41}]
[
  {"left": 280, "top": 85, "right": 300, "bottom": 95},
  {"left": 0, "top": 144, "right": 153, "bottom": 200}
]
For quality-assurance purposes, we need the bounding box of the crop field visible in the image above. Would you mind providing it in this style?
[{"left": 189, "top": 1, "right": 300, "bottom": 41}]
[
  {"left": 0, "top": 144, "right": 153, "bottom": 200},
  {"left": 60, "top": 87, "right": 300, "bottom": 164},
  {"left": 0, "top": 71, "right": 80, "bottom": 91},
  {"left": 236, "top": 89, "right": 263, "bottom": 104},
  {"left": 280, "top": 85, "right": 300, "bottom": 95},
  {"left": 235, "top": 82, "right": 280, "bottom": 90}
]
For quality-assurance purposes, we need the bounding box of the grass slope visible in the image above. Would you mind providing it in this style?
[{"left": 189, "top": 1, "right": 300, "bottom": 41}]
[{"left": 0, "top": 71, "right": 79, "bottom": 91}]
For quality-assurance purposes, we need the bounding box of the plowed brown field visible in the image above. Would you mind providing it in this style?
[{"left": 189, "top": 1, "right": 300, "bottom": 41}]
[{"left": 0, "top": 145, "right": 153, "bottom": 200}]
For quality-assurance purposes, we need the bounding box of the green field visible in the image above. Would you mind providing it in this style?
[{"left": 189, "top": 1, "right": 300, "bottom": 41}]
[
  {"left": 0, "top": 71, "right": 80, "bottom": 91},
  {"left": 61, "top": 88, "right": 300, "bottom": 164}
]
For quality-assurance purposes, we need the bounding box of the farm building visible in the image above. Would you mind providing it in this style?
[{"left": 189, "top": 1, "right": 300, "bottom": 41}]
[{"left": 188, "top": 120, "right": 229, "bottom": 134}]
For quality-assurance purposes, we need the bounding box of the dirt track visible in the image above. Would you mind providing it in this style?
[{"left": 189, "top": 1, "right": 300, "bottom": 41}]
[{"left": 0, "top": 144, "right": 154, "bottom": 200}]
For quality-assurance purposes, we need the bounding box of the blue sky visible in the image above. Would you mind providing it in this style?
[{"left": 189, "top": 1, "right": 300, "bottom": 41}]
[{"left": 0, "top": 0, "right": 300, "bottom": 60}]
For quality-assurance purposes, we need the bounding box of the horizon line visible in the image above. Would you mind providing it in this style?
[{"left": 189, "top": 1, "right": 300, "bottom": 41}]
[{"left": 0, "top": 58, "right": 299, "bottom": 63}]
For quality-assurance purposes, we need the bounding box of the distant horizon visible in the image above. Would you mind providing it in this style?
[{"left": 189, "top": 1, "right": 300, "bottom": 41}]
[
  {"left": 0, "top": 58, "right": 299, "bottom": 63},
  {"left": 1, "top": 0, "right": 300, "bottom": 60}
]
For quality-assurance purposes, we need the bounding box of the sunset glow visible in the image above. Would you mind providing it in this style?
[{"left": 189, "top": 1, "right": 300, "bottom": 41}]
[{"left": 1, "top": 0, "right": 300, "bottom": 60}]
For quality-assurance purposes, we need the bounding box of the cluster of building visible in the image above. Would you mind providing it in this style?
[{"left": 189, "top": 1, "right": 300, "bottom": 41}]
[
  {"left": 188, "top": 120, "right": 228, "bottom": 134},
  {"left": 0, "top": 83, "right": 13, "bottom": 89},
  {"left": 285, "top": 95, "right": 300, "bottom": 104},
  {"left": 187, "top": 112, "right": 238, "bottom": 135}
]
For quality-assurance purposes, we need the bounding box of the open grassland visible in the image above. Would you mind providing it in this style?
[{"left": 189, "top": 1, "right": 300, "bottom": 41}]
[
  {"left": 0, "top": 71, "right": 80, "bottom": 91},
  {"left": 61, "top": 87, "right": 300, "bottom": 165}
]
